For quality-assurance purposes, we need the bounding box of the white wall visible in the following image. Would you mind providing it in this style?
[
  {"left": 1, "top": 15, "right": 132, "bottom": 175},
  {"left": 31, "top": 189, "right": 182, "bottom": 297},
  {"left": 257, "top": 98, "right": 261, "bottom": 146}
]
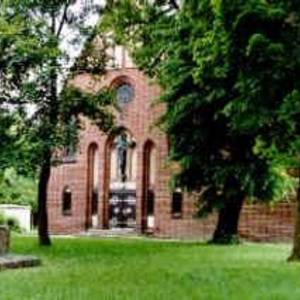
[{"left": 0, "top": 205, "right": 31, "bottom": 232}]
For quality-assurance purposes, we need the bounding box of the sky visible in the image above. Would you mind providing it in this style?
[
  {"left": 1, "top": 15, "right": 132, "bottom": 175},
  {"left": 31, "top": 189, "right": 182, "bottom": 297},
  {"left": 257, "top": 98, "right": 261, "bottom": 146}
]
[
  {"left": 61, "top": 1, "right": 105, "bottom": 58},
  {"left": 26, "top": 0, "right": 105, "bottom": 115},
  {"left": 57, "top": 0, "right": 105, "bottom": 88}
]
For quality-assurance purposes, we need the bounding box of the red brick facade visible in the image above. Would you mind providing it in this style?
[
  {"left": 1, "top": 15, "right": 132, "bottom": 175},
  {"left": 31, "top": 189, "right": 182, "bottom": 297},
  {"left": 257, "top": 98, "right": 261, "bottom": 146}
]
[{"left": 48, "top": 66, "right": 296, "bottom": 242}]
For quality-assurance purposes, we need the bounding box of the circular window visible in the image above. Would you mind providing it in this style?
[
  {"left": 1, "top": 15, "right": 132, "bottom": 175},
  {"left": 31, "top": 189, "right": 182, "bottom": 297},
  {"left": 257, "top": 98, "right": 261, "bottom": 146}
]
[{"left": 116, "top": 84, "right": 134, "bottom": 106}]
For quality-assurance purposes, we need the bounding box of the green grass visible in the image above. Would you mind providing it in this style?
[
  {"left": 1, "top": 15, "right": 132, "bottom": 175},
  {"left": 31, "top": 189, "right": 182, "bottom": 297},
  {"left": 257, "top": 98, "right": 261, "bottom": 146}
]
[{"left": 0, "top": 236, "right": 300, "bottom": 300}]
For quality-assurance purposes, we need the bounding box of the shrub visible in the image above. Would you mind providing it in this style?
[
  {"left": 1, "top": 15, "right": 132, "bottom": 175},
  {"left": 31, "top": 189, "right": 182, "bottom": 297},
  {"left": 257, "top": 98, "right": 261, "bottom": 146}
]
[
  {"left": 0, "top": 213, "right": 5, "bottom": 225},
  {"left": 0, "top": 213, "right": 22, "bottom": 232},
  {"left": 6, "top": 217, "right": 21, "bottom": 233},
  {"left": 0, "top": 168, "right": 37, "bottom": 213}
]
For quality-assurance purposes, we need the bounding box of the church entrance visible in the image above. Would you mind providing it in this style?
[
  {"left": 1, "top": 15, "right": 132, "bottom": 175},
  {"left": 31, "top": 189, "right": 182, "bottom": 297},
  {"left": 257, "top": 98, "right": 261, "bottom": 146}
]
[{"left": 108, "top": 130, "right": 137, "bottom": 228}]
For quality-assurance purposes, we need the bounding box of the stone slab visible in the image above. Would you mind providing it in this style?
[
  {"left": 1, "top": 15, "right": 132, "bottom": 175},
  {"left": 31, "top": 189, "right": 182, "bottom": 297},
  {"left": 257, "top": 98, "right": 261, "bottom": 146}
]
[
  {"left": 0, "top": 255, "right": 41, "bottom": 271},
  {"left": 79, "top": 228, "right": 138, "bottom": 238}
]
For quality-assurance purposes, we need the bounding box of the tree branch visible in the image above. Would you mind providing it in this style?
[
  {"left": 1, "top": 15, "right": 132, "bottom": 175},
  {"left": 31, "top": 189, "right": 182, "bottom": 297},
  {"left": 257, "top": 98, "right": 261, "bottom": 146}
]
[
  {"left": 56, "top": 2, "right": 70, "bottom": 38},
  {"left": 169, "top": 0, "right": 179, "bottom": 10}
]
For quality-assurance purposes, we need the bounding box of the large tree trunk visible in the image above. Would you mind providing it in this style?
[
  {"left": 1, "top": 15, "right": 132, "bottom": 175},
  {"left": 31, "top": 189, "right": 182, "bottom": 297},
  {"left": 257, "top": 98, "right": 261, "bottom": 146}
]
[
  {"left": 211, "top": 192, "right": 245, "bottom": 244},
  {"left": 37, "top": 12, "right": 57, "bottom": 246},
  {"left": 37, "top": 148, "right": 52, "bottom": 246},
  {"left": 288, "top": 175, "right": 300, "bottom": 261}
]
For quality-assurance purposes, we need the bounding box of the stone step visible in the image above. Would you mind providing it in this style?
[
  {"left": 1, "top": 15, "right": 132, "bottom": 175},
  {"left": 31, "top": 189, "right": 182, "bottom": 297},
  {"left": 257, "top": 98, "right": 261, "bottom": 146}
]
[
  {"left": 80, "top": 228, "right": 139, "bottom": 238},
  {"left": 0, "top": 255, "right": 41, "bottom": 271}
]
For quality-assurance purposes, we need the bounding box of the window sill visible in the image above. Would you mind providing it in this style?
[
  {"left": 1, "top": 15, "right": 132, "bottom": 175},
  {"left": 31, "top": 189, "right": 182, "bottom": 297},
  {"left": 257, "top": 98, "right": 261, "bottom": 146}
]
[
  {"left": 171, "top": 213, "right": 183, "bottom": 220},
  {"left": 62, "top": 211, "right": 72, "bottom": 216},
  {"left": 62, "top": 156, "right": 77, "bottom": 164}
]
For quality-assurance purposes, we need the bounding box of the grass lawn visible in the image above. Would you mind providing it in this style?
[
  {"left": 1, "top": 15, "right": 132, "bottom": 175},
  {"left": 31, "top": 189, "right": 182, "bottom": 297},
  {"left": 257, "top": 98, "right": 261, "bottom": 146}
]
[{"left": 0, "top": 236, "right": 300, "bottom": 300}]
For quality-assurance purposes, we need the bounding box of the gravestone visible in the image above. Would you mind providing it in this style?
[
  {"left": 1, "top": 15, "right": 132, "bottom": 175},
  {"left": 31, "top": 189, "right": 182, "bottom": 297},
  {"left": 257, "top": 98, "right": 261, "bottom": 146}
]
[
  {"left": 0, "top": 225, "right": 40, "bottom": 271},
  {"left": 0, "top": 226, "right": 9, "bottom": 255}
]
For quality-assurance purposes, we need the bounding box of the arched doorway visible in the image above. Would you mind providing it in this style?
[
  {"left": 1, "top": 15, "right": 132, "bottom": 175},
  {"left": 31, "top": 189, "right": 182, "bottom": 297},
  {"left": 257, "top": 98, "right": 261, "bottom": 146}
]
[
  {"left": 86, "top": 143, "right": 99, "bottom": 229},
  {"left": 142, "top": 140, "right": 156, "bottom": 233},
  {"left": 107, "top": 129, "right": 137, "bottom": 228}
]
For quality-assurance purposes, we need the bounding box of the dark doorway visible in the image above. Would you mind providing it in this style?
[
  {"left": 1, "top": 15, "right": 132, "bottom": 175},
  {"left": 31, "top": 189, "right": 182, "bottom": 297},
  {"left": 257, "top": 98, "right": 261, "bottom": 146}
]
[{"left": 142, "top": 141, "right": 156, "bottom": 233}]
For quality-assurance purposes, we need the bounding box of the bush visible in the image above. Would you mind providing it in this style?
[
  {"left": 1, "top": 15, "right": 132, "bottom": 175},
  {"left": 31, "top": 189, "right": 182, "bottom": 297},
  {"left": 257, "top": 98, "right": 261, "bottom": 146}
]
[
  {"left": 0, "top": 168, "right": 37, "bottom": 213},
  {"left": 0, "top": 213, "right": 22, "bottom": 232},
  {"left": 0, "top": 213, "right": 5, "bottom": 225},
  {"left": 6, "top": 217, "right": 21, "bottom": 233}
]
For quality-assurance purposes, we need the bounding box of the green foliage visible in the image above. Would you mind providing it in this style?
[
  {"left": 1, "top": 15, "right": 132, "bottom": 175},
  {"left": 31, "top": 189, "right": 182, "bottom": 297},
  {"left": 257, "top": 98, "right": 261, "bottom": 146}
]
[
  {"left": 0, "top": 0, "right": 114, "bottom": 172},
  {"left": 6, "top": 216, "right": 21, "bottom": 233},
  {"left": 0, "top": 212, "right": 5, "bottom": 225},
  {"left": 71, "top": 30, "right": 109, "bottom": 76},
  {"left": 0, "top": 168, "right": 37, "bottom": 212},
  {"left": 0, "top": 111, "right": 37, "bottom": 177},
  {"left": 102, "top": 0, "right": 300, "bottom": 219},
  {"left": 0, "top": 212, "right": 21, "bottom": 232}
]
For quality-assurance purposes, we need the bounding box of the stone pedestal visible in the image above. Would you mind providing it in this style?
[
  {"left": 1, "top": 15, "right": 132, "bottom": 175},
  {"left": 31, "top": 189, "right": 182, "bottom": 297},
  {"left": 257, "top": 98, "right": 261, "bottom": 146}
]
[{"left": 0, "top": 226, "right": 9, "bottom": 255}]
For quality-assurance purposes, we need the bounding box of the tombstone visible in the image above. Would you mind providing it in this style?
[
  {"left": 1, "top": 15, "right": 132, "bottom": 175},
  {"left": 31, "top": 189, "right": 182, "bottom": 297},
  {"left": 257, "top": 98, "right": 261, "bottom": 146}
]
[
  {"left": 0, "top": 205, "right": 32, "bottom": 233},
  {"left": 0, "top": 225, "right": 40, "bottom": 271},
  {"left": 0, "top": 226, "right": 9, "bottom": 255}
]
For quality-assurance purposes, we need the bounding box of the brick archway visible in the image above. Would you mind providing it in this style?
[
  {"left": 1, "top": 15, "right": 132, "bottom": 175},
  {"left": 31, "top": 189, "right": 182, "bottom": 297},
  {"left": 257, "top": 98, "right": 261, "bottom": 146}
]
[
  {"left": 103, "top": 128, "right": 137, "bottom": 229},
  {"left": 103, "top": 134, "right": 114, "bottom": 229},
  {"left": 109, "top": 75, "right": 135, "bottom": 90},
  {"left": 142, "top": 140, "right": 156, "bottom": 233}
]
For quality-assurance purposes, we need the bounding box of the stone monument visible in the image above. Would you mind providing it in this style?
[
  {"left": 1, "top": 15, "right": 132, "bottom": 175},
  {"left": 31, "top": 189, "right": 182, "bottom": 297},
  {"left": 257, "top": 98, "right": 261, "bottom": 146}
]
[
  {"left": 0, "top": 226, "right": 9, "bottom": 255},
  {"left": 0, "top": 225, "right": 40, "bottom": 271}
]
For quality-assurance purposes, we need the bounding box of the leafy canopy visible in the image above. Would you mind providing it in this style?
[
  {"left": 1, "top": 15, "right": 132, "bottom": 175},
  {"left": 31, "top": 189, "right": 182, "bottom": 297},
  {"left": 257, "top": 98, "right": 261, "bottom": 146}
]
[
  {"left": 0, "top": 0, "right": 114, "bottom": 171},
  {"left": 102, "top": 0, "right": 300, "bottom": 213}
]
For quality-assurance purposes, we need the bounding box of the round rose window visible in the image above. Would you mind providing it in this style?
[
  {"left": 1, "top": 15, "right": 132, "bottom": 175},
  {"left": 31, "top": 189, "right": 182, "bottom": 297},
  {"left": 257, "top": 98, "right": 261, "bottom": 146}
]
[{"left": 116, "top": 84, "right": 134, "bottom": 106}]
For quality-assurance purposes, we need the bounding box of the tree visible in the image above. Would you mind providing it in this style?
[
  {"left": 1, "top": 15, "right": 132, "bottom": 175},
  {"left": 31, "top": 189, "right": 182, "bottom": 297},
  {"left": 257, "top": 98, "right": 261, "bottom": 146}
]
[
  {"left": 102, "top": 0, "right": 300, "bottom": 243},
  {"left": 0, "top": 0, "right": 114, "bottom": 245}
]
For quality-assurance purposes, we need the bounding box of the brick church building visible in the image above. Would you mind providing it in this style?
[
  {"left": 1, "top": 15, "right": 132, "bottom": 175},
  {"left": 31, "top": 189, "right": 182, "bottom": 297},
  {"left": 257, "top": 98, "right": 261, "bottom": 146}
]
[{"left": 47, "top": 45, "right": 295, "bottom": 241}]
